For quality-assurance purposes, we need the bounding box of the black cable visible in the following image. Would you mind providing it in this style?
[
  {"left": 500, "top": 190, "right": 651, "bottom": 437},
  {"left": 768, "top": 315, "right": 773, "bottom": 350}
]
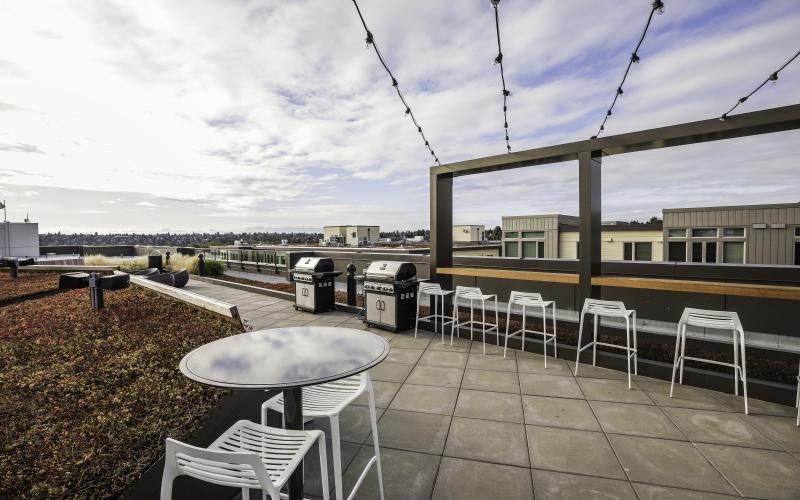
[
  {"left": 491, "top": 0, "right": 512, "bottom": 153},
  {"left": 719, "top": 48, "right": 800, "bottom": 121},
  {"left": 350, "top": 0, "right": 441, "bottom": 165},
  {"left": 591, "top": 0, "right": 664, "bottom": 139}
]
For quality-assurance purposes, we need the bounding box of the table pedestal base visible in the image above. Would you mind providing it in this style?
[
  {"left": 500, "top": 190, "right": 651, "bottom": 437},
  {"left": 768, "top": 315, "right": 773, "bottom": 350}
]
[{"left": 284, "top": 387, "right": 304, "bottom": 500}]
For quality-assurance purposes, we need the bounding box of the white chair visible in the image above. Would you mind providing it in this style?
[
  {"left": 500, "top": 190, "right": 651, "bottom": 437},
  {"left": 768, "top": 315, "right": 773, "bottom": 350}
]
[
  {"left": 670, "top": 308, "right": 749, "bottom": 415},
  {"left": 575, "top": 299, "right": 638, "bottom": 389},
  {"left": 261, "top": 372, "right": 384, "bottom": 500},
  {"left": 796, "top": 361, "right": 799, "bottom": 426},
  {"left": 161, "top": 419, "right": 328, "bottom": 500},
  {"left": 504, "top": 291, "right": 557, "bottom": 364},
  {"left": 415, "top": 282, "right": 454, "bottom": 342},
  {"left": 450, "top": 285, "right": 499, "bottom": 354}
]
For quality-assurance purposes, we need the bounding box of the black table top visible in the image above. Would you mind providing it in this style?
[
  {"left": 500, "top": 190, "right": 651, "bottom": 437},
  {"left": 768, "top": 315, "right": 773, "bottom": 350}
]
[{"left": 179, "top": 326, "right": 390, "bottom": 389}]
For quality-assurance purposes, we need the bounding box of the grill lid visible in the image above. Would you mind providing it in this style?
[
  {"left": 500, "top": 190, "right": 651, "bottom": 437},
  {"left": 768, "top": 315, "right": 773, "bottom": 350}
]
[
  {"left": 364, "top": 261, "right": 417, "bottom": 282},
  {"left": 292, "top": 257, "right": 335, "bottom": 273}
]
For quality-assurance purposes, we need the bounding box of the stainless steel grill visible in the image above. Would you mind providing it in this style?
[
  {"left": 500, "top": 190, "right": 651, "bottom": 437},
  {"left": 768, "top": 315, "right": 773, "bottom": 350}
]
[
  {"left": 290, "top": 257, "right": 340, "bottom": 313},
  {"left": 362, "top": 261, "right": 419, "bottom": 331}
]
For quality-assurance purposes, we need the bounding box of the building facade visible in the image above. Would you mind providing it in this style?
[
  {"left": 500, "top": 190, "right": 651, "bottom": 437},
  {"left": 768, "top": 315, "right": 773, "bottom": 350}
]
[
  {"left": 452, "top": 225, "right": 486, "bottom": 243},
  {"left": 501, "top": 214, "right": 663, "bottom": 261},
  {"left": 662, "top": 202, "right": 800, "bottom": 265},
  {"left": 322, "top": 225, "right": 380, "bottom": 247},
  {"left": 0, "top": 221, "right": 40, "bottom": 257}
]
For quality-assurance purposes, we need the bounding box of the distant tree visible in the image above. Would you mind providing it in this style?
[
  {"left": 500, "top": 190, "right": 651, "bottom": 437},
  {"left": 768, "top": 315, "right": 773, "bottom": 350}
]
[
  {"left": 489, "top": 225, "right": 502, "bottom": 240},
  {"left": 647, "top": 216, "right": 662, "bottom": 224}
]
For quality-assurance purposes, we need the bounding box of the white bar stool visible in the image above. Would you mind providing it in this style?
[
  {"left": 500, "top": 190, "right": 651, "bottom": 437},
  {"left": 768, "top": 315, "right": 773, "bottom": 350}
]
[
  {"left": 450, "top": 285, "right": 499, "bottom": 354},
  {"left": 670, "top": 308, "right": 749, "bottom": 414},
  {"left": 504, "top": 291, "right": 557, "bottom": 364},
  {"left": 261, "top": 372, "right": 384, "bottom": 500},
  {"left": 575, "top": 298, "right": 638, "bottom": 389},
  {"left": 161, "top": 419, "right": 329, "bottom": 500},
  {"left": 414, "top": 282, "right": 454, "bottom": 342},
  {"left": 796, "top": 361, "right": 799, "bottom": 426}
]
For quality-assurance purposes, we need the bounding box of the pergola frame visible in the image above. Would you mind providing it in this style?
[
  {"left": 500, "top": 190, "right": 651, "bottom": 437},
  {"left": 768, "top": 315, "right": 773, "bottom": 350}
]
[{"left": 430, "top": 103, "right": 800, "bottom": 306}]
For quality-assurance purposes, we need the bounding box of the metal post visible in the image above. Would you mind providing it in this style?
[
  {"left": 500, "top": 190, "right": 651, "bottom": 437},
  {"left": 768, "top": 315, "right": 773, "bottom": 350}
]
[
  {"left": 89, "top": 272, "right": 104, "bottom": 309},
  {"left": 578, "top": 150, "right": 602, "bottom": 307},
  {"left": 346, "top": 263, "right": 357, "bottom": 305},
  {"left": 430, "top": 172, "right": 453, "bottom": 290},
  {"left": 9, "top": 260, "right": 19, "bottom": 279},
  {"left": 283, "top": 387, "right": 304, "bottom": 500},
  {"left": 198, "top": 254, "right": 205, "bottom": 276}
]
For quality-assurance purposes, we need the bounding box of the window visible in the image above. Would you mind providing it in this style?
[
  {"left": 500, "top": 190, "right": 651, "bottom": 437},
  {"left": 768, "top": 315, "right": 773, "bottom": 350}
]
[
  {"left": 522, "top": 241, "right": 545, "bottom": 258},
  {"left": 505, "top": 231, "right": 518, "bottom": 239},
  {"left": 667, "top": 228, "right": 687, "bottom": 238},
  {"left": 795, "top": 241, "right": 800, "bottom": 265},
  {"left": 576, "top": 242, "right": 580, "bottom": 259},
  {"left": 668, "top": 241, "right": 686, "bottom": 262},
  {"left": 692, "top": 241, "right": 717, "bottom": 263},
  {"left": 623, "top": 242, "right": 653, "bottom": 261},
  {"left": 521, "top": 231, "right": 545, "bottom": 239},
  {"left": 692, "top": 228, "right": 717, "bottom": 238},
  {"left": 722, "top": 242, "right": 745, "bottom": 263},
  {"left": 723, "top": 227, "right": 744, "bottom": 237},
  {"left": 795, "top": 227, "right": 800, "bottom": 237},
  {"left": 504, "top": 241, "right": 519, "bottom": 257}
]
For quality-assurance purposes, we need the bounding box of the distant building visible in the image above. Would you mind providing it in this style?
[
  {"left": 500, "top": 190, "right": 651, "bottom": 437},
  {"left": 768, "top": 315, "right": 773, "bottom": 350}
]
[
  {"left": 323, "top": 225, "right": 380, "bottom": 247},
  {"left": 500, "top": 214, "right": 662, "bottom": 261},
  {"left": 662, "top": 202, "right": 800, "bottom": 265},
  {"left": 452, "top": 225, "right": 486, "bottom": 243},
  {"left": 0, "top": 221, "right": 40, "bottom": 257}
]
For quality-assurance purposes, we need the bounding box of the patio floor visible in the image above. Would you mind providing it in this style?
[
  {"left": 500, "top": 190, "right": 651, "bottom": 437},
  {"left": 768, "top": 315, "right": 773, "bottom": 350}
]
[{"left": 184, "top": 279, "right": 800, "bottom": 499}]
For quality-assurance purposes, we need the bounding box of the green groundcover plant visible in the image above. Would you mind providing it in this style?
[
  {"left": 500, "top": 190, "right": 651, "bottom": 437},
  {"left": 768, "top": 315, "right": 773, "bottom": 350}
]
[{"left": 0, "top": 281, "right": 242, "bottom": 498}]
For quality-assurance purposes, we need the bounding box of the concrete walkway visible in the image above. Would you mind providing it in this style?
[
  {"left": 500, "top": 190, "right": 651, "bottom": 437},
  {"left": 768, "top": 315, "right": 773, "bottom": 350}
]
[{"left": 182, "top": 277, "right": 800, "bottom": 500}]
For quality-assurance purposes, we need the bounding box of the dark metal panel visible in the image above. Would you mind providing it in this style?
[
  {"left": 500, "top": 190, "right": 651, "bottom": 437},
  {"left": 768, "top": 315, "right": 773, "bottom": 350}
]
[
  {"left": 430, "top": 173, "right": 453, "bottom": 288},
  {"left": 578, "top": 151, "right": 601, "bottom": 305}
]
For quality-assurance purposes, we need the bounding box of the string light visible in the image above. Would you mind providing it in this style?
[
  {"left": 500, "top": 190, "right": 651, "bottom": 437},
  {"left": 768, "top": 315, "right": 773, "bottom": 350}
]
[
  {"left": 491, "top": 0, "right": 512, "bottom": 152},
  {"left": 590, "top": 1, "right": 664, "bottom": 139},
  {"left": 351, "top": 0, "right": 442, "bottom": 165},
  {"left": 718, "top": 49, "right": 800, "bottom": 121}
]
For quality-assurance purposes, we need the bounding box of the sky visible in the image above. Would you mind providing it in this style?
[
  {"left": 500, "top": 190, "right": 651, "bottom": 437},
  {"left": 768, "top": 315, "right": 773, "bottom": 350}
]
[{"left": 1, "top": 0, "right": 799, "bottom": 233}]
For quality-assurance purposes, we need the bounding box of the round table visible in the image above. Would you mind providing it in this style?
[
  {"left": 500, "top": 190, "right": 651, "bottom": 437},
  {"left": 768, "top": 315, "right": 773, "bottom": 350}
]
[{"left": 180, "top": 326, "right": 390, "bottom": 500}]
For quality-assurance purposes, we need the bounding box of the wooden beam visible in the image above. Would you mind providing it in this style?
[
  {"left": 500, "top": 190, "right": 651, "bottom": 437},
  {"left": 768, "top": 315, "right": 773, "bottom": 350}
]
[
  {"left": 592, "top": 276, "right": 800, "bottom": 301},
  {"left": 437, "top": 267, "right": 579, "bottom": 284}
]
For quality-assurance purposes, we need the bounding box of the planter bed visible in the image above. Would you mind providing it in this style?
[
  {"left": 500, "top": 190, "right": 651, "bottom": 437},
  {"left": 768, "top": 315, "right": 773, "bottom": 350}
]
[
  {"left": 0, "top": 272, "right": 61, "bottom": 304},
  {"left": 0, "top": 284, "right": 243, "bottom": 498}
]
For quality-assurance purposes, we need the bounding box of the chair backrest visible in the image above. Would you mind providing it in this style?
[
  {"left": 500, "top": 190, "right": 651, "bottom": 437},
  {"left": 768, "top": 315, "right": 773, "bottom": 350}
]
[
  {"left": 419, "top": 282, "right": 443, "bottom": 295},
  {"left": 455, "top": 285, "right": 484, "bottom": 300},
  {"left": 508, "top": 291, "right": 545, "bottom": 307},
  {"left": 164, "top": 437, "right": 277, "bottom": 497},
  {"left": 582, "top": 298, "right": 629, "bottom": 317},
  {"left": 679, "top": 308, "right": 742, "bottom": 332}
]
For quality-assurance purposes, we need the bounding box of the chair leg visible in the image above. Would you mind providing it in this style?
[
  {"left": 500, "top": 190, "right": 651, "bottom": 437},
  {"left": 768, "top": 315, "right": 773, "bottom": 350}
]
[
  {"left": 450, "top": 299, "right": 457, "bottom": 346},
  {"left": 366, "top": 375, "right": 385, "bottom": 500},
  {"left": 503, "top": 302, "right": 512, "bottom": 359},
  {"left": 625, "top": 316, "right": 632, "bottom": 390},
  {"left": 521, "top": 306, "right": 527, "bottom": 356},
  {"left": 679, "top": 327, "right": 687, "bottom": 385},
  {"left": 552, "top": 303, "right": 558, "bottom": 359},
  {"left": 592, "top": 314, "right": 598, "bottom": 367},
  {"left": 470, "top": 301, "right": 474, "bottom": 342},
  {"left": 669, "top": 325, "right": 682, "bottom": 398},
  {"left": 575, "top": 311, "right": 585, "bottom": 375},
  {"left": 739, "top": 329, "right": 748, "bottom": 415},
  {"left": 414, "top": 292, "right": 421, "bottom": 338},
  {"left": 632, "top": 311, "right": 638, "bottom": 375},
  {"left": 330, "top": 415, "right": 343, "bottom": 500},
  {"left": 317, "top": 436, "right": 330, "bottom": 500},
  {"left": 539, "top": 305, "right": 545, "bottom": 368},
  {"left": 481, "top": 300, "right": 486, "bottom": 355},
  {"left": 494, "top": 299, "right": 499, "bottom": 347},
  {"left": 160, "top": 461, "right": 176, "bottom": 500},
  {"left": 733, "top": 329, "right": 740, "bottom": 396},
  {"left": 433, "top": 294, "right": 438, "bottom": 335}
]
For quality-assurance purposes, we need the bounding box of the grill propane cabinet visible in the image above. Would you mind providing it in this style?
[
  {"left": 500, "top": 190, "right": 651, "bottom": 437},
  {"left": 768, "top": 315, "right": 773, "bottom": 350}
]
[
  {"left": 290, "top": 257, "right": 341, "bottom": 313},
  {"left": 363, "top": 261, "right": 419, "bottom": 332}
]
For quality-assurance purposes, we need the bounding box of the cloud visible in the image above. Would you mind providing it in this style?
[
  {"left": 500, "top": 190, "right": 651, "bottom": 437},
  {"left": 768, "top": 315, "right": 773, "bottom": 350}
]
[
  {"left": 135, "top": 201, "right": 158, "bottom": 208},
  {"left": 23, "top": 190, "right": 40, "bottom": 196},
  {"left": 0, "top": 143, "right": 45, "bottom": 153},
  {"left": 0, "top": 0, "right": 798, "bottom": 231},
  {"left": 77, "top": 209, "right": 108, "bottom": 214}
]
